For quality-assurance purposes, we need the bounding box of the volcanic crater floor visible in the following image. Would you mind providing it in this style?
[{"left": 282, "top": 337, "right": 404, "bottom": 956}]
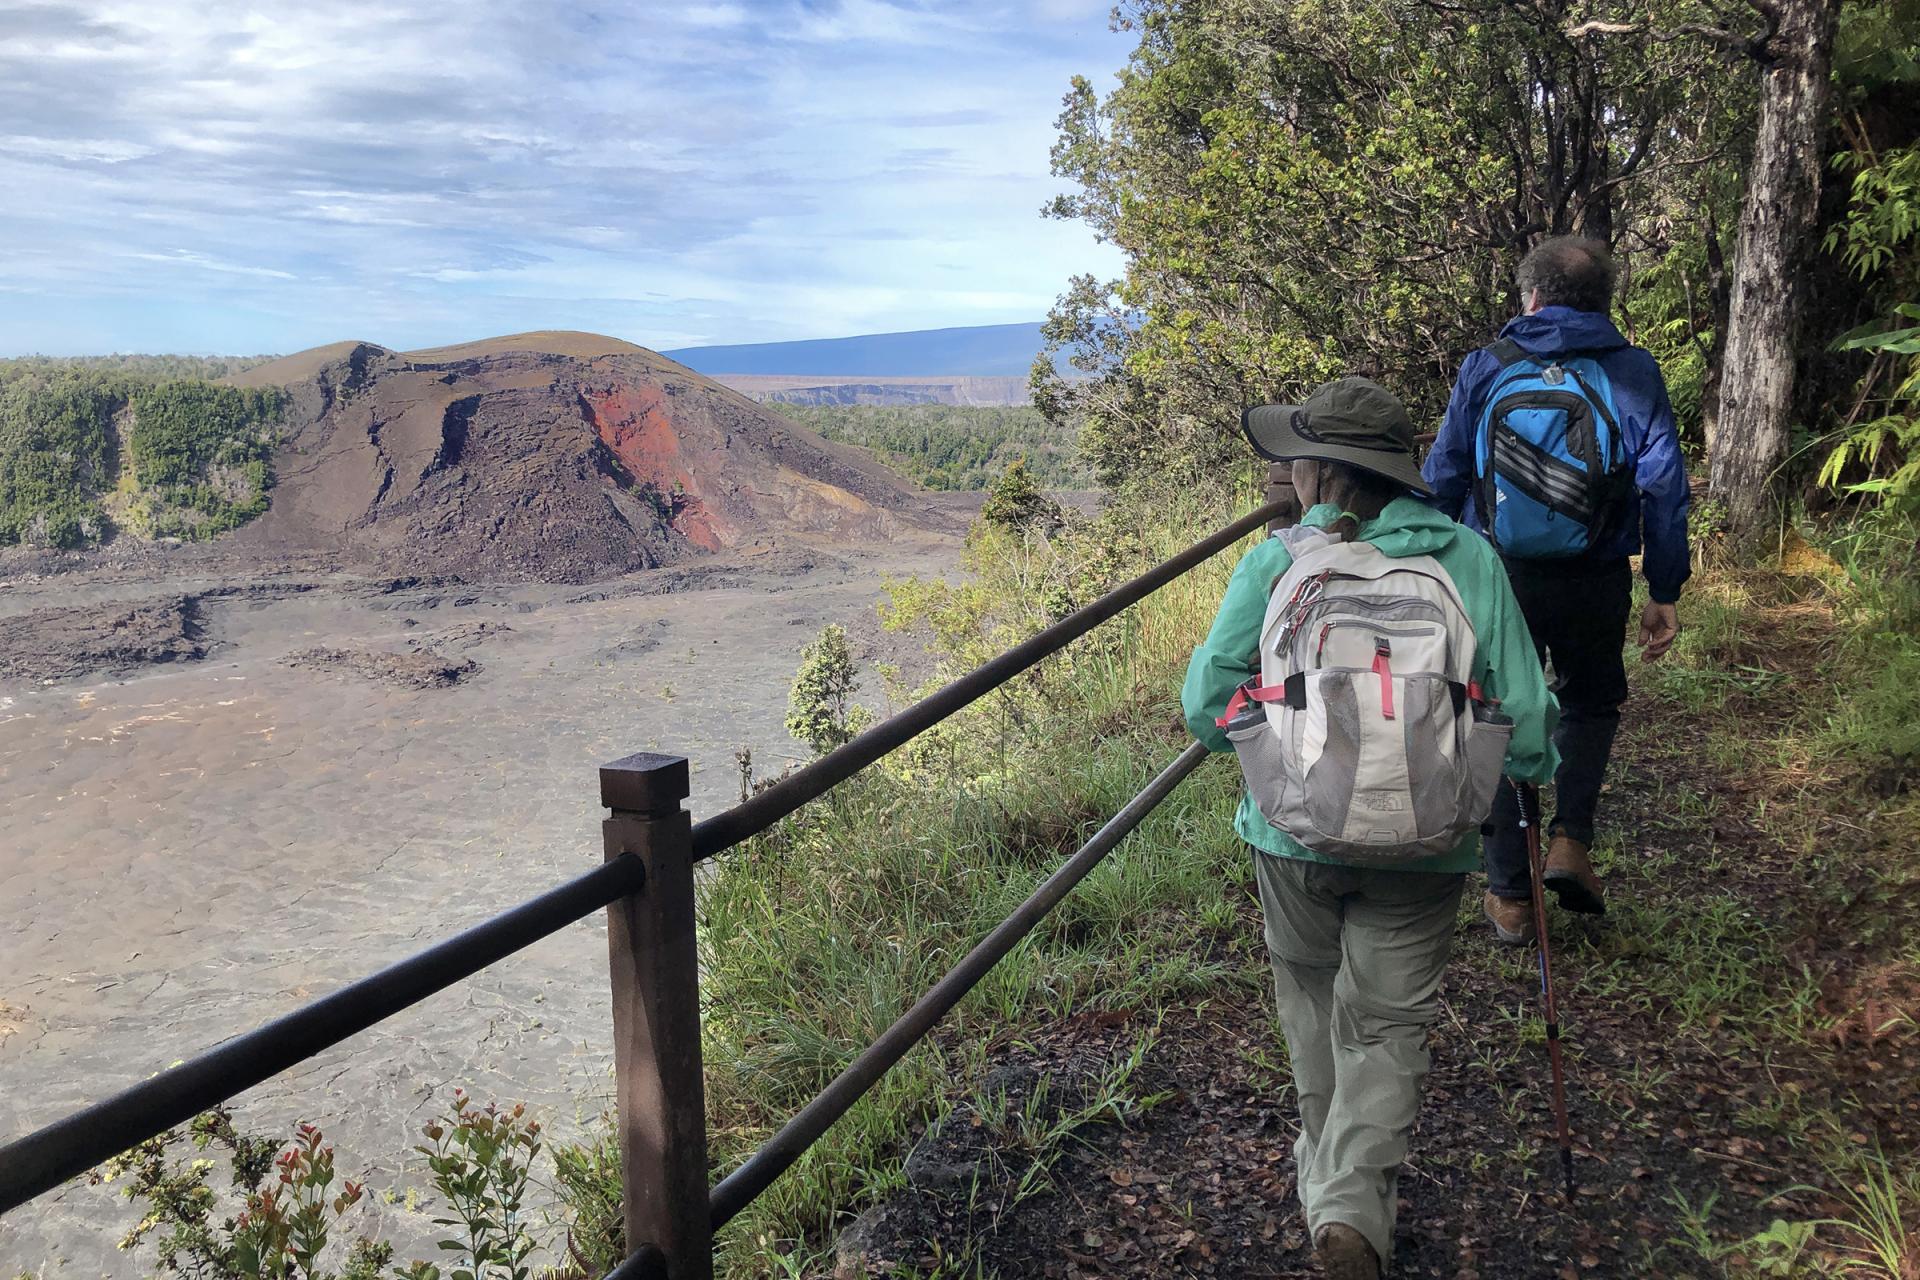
[{"left": 0, "top": 534, "right": 956, "bottom": 1277}]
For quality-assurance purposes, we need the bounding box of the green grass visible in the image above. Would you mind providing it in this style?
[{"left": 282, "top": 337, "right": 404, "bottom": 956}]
[
  {"left": 1612, "top": 514, "right": 1920, "bottom": 1277},
  {"left": 690, "top": 736, "right": 1255, "bottom": 1275},
  {"left": 541, "top": 498, "right": 1268, "bottom": 1277}
]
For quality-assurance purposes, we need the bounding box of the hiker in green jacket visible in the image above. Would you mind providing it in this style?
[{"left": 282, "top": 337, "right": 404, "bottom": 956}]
[{"left": 1181, "top": 378, "right": 1559, "bottom": 1279}]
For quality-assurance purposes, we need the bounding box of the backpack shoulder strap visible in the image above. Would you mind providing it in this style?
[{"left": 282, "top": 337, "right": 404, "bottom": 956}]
[{"left": 1487, "top": 338, "right": 1531, "bottom": 368}]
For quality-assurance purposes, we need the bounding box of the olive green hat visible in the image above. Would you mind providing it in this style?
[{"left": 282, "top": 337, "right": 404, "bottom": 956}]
[{"left": 1241, "top": 376, "right": 1432, "bottom": 496}]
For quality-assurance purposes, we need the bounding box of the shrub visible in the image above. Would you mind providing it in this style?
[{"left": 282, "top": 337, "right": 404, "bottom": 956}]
[
  {"left": 90, "top": 1092, "right": 545, "bottom": 1280},
  {"left": 785, "top": 623, "right": 865, "bottom": 756},
  {"left": 980, "top": 456, "right": 1064, "bottom": 534}
]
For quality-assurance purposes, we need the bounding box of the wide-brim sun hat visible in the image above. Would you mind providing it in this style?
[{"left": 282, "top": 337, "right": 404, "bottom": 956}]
[{"left": 1242, "top": 376, "right": 1433, "bottom": 496}]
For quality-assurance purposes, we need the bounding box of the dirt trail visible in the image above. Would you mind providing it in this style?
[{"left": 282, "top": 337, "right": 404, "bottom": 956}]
[{"left": 839, "top": 631, "right": 1917, "bottom": 1277}]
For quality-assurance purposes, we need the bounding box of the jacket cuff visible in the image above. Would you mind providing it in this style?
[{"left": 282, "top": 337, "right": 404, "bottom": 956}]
[{"left": 1647, "top": 581, "right": 1682, "bottom": 605}]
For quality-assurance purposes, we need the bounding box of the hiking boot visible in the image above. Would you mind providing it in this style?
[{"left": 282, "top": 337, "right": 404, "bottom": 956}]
[
  {"left": 1313, "top": 1223, "right": 1380, "bottom": 1280},
  {"left": 1484, "top": 891, "right": 1536, "bottom": 946},
  {"left": 1543, "top": 835, "right": 1607, "bottom": 915}
]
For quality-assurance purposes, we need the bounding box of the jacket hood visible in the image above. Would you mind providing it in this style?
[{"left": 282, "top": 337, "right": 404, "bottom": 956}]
[
  {"left": 1500, "top": 305, "right": 1629, "bottom": 358},
  {"left": 1300, "top": 496, "right": 1459, "bottom": 558}
]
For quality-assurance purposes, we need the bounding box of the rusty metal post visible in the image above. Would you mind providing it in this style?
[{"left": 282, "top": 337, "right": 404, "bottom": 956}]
[
  {"left": 1265, "top": 461, "right": 1300, "bottom": 532},
  {"left": 601, "top": 752, "right": 712, "bottom": 1280}
]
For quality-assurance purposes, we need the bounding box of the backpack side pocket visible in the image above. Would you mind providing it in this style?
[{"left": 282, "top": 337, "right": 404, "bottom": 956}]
[
  {"left": 1224, "top": 696, "right": 1293, "bottom": 830},
  {"left": 1459, "top": 703, "right": 1514, "bottom": 826}
]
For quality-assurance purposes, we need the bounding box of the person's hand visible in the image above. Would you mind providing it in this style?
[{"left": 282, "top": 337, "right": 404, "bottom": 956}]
[{"left": 1638, "top": 600, "right": 1679, "bottom": 662}]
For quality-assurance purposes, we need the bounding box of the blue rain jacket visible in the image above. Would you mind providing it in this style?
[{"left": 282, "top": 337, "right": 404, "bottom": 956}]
[{"left": 1422, "top": 306, "right": 1693, "bottom": 603}]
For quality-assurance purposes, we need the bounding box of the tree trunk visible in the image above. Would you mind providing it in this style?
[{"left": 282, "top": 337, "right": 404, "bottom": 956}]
[
  {"left": 1708, "top": 0, "right": 1843, "bottom": 543},
  {"left": 1700, "top": 211, "right": 1732, "bottom": 454}
]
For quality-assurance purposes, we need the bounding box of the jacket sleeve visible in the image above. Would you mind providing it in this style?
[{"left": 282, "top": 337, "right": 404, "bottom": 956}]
[
  {"left": 1422, "top": 350, "right": 1489, "bottom": 521},
  {"left": 1181, "top": 539, "right": 1289, "bottom": 753},
  {"left": 1630, "top": 358, "right": 1692, "bottom": 604},
  {"left": 1473, "top": 547, "right": 1560, "bottom": 785}
]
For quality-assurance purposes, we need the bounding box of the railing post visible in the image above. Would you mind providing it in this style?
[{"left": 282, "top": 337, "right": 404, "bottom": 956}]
[
  {"left": 600, "top": 752, "right": 712, "bottom": 1280},
  {"left": 1266, "top": 460, "right": 1300, "bottom": 532}
]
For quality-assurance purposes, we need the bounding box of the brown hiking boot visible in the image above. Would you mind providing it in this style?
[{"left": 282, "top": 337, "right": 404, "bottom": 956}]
[
  {"left": 1313, "top": 1223, "right": 1380, "bottom": 1280},
  {"left": 1543, "top": 835, "right": 1607, "bottom": 915},
  {"left": 1484, "top": 891, "right": 1536, "bottom": 946}
]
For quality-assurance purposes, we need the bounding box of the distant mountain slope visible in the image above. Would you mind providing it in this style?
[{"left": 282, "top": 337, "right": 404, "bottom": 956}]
[
  {"left": 712, "top": 374, "right": 1032, "bottom": 407},
  {"left": 662, "top": 322, "right": 1046, "bottom": 378}
]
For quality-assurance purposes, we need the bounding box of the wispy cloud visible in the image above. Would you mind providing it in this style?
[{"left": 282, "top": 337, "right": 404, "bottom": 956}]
[
  {"left": 0, "top": 0, "right": 1130, "bottom": 355},
  {"left": 127, "top": 250, "right": 298, "bottom": 280}
]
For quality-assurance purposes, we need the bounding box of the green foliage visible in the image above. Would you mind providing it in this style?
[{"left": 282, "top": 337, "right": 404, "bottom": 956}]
[
  {"left": 0, "top": 365, "right": 126, "bottom": 546},
  {"left": 1036, "top": 0, "right": 1748, "bottom": 499},
  {"left": 1820, "top": 305, "right": 1920, "bottom": 507},
  {"left": 785, "top": 623, "right": 865, "bottom": 756},
  {"left": 92, "top": 1093, "right": 549, "bottom": 1280},
  {"left": 1827, "top": 147, "right": 1920, "bottom": 282},
  {"left": 0, "top": 353, "right": 275, "bottom": 381},
  {"left": 95, "top": 1108, "right": 385, "bottom": 1280},
  {"left": 128, "top": 381, "right": 284, "bottom": 537},
  {"left": 979, "top": 457, "right": 1064, "bottom": 533},
  {"left": 777, "top": 404, "right": 1090, "bottom": 491},
  {"left": 547, "top": 1132, "right": 625, "bottom": 1277},
  {"left": 1812, "top": 1150, "right": 1920, "bottom": 1277},
  {"left": 411, "top": 1091, "right": 542, "bottom": 1280},
  {"left": 1834, "top": 0, "right": 1920, "bottom": 103},
  {"left": 1815, "top": 513, "right": 1920, "bottom": 774},
  {"left": 680, "top": 493, "right": 1259, "bottom": 1275},
  {"left": 1818, "top": 145, "right": 1920, "bottom": 512},
  {"left": 230, "top": 1127, "right": 378, "bottom": 1280},
  {"left": 0, "top": 360, "right": 283, "bottom": 547}
]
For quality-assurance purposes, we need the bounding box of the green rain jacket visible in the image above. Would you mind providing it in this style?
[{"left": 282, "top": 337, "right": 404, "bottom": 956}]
[{"left": 1181, "top": 498, "right": 1560, "bottom": 873}]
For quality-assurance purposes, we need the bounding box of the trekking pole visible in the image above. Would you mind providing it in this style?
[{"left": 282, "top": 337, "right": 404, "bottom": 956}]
[{"left": 1514, "top": 778, "right": 1577, "bottom": 1200}]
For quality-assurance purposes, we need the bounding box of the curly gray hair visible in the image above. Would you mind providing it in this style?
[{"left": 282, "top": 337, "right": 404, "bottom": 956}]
[{"left": 1516, "top": 236, "right": 1616, "bottom": 313}]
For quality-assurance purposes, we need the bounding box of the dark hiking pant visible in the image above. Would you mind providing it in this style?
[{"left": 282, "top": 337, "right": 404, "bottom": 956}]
[{"left": 1485, "top": 556, "right": 1633, "bottom": 901}]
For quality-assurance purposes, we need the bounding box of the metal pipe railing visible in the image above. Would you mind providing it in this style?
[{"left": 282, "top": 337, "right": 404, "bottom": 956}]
[
  {"left": 689, "top": 499, "right": 1284, "bottom": 859},
  {"left": 0, "top": 854, "right": 647, "bottom": 1214},
  {"left": 602, "top": 1239, "right": 668, "bottom": 1278},
  {"left": 706, "top": 739, "right": 1211, "bottom": 1230}
]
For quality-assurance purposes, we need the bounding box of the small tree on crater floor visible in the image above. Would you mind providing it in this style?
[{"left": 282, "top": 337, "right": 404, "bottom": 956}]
[
  {"left": 981, "top": 456, "right": 1063, "bottom": 535},
  {"left": 786, "top": 623, "right": 863, "bottom": 756}
]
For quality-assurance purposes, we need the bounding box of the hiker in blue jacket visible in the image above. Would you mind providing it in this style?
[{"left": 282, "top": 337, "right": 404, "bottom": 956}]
[{"left": 1424, "top": 236, "right": 1692, "bottom": 944}]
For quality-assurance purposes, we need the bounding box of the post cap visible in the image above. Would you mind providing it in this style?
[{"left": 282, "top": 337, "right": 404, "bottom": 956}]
[{"left": 600, "top": 752, "right": 690, "bottom": 814}]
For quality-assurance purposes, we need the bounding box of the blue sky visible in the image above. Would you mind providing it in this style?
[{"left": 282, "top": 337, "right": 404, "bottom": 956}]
[{"left": 0, "top": 1, "right": 1132, "bottom": 356}]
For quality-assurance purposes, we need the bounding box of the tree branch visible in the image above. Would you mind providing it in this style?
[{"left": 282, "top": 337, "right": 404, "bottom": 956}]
[{"left": 1564, "top": 17, "right": 1771, "bottom": 61}]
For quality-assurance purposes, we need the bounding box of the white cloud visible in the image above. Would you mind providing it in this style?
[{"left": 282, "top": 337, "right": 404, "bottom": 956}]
[
  {"left": 0, "top": 134, "right": 153, "bottom": 163},
  {"left": 127, "top": 250, "right": 299, "bottom": 280},
  {"left": 680, "top": 3, "right": 751, "bottom": 27},
  {"left": 0, "top": 0, "right": 1134, "bottom": 354}
]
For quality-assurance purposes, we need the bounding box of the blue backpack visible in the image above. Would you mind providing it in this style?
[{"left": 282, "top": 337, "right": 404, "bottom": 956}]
[{"left": 1472, "top": 339, "right": 1634, "bottom": 559}]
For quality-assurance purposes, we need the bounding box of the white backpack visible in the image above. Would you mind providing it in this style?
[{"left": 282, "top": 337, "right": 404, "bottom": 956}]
[{"left": 1218, "top": 525, "right": 1513, "bottom": 864}]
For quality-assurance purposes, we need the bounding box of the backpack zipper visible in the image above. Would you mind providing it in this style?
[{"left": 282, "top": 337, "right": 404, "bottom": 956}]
[{"left": 1315, "top": 621, "right": 1440, "bottom": 666}]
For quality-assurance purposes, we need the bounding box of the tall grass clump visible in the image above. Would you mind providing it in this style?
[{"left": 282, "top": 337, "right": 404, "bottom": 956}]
[{"left": 554, "top": 491, "right": 1270, "bottom": 1277}]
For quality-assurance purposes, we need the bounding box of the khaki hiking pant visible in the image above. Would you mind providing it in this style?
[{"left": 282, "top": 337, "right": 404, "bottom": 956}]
[{"left": 1253, "top": 850, "right": 1465, "bottom": 1267}]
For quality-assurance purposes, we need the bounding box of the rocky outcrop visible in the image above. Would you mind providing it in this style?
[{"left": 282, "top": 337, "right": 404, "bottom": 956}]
[
  {"left": 225, "top": 332, "right": 940, "bottom": 583},
  {"left": 0, "top": 596, "right": 204, "bottom": 682}
]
